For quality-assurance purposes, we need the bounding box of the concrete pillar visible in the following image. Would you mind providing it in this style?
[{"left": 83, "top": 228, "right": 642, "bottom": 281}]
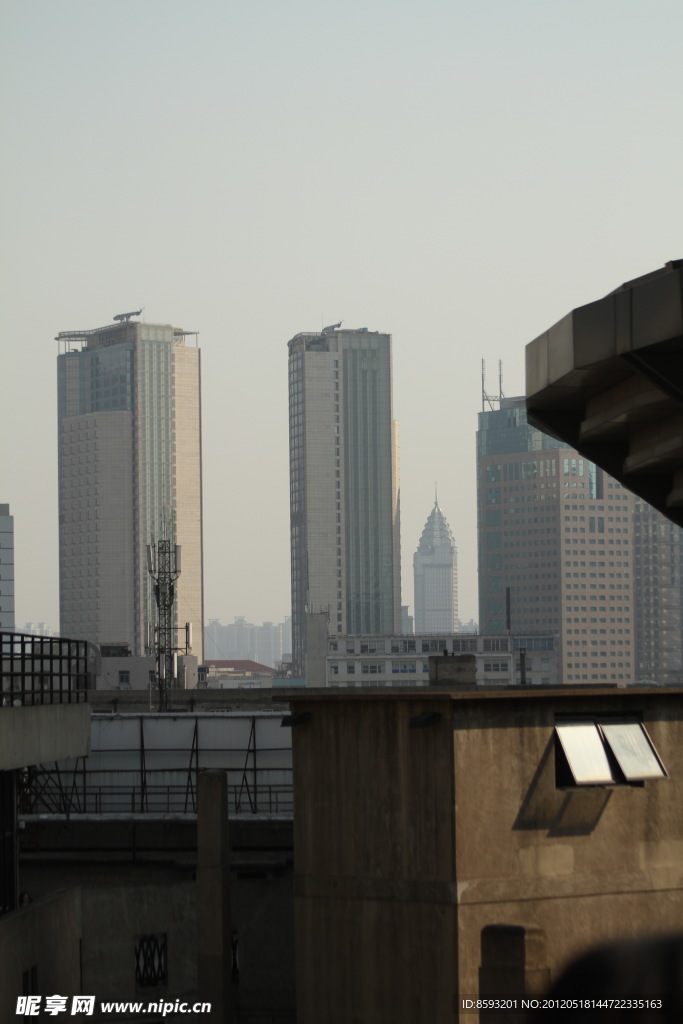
[
  {"left": 197, "top": 771, "right": 233, "bottom": 1023},
  {"left": 479, "top": 924, "right": 550, "bottom": 1023}
]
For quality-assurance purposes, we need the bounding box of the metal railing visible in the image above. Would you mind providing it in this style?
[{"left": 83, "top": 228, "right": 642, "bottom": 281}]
[
  {"left": 1, "top": 632, "right": 92, "bottom": 706},
  {"left": 19, "top": 769, "right": 294, "bottom": 818}
]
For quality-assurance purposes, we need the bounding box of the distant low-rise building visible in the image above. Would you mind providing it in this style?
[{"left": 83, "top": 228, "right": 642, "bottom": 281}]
[
  {"left": 96, "top": 651, "right": 198, "bottom": 690},
  {"left": 203, "top": 659, "right": 277, "bottom": 689},
  {"left": 325, "top": 632, "right": 558, "bottom": 687}
]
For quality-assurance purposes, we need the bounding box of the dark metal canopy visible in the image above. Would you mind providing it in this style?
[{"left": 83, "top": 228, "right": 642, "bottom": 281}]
[{"left": 526, "top": 260, "right": 683, "bottom": 526}]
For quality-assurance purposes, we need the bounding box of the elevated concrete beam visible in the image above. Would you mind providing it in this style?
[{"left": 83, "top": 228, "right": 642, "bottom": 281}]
[{"left": 526, "top": 260, "right": 683, "bottom": 526}]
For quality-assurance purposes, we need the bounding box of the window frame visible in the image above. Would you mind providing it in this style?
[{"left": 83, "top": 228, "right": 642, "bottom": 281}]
[{"left": 555, "top": 716, "right": 667, "bottom": 788}]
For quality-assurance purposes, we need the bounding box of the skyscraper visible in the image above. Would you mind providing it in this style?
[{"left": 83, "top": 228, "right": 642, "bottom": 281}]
[
  {"left": 0, "top": 504, "right": 14, "bottom": 631},
  {"left": 57, "top": 317, "right": 203, "bottom": 660},
  {"left": 477, "top": 397, "right": 635, "bottom": 684},
  {"left": 288, "top": 326, "right": 401, "bottom": 676},
  {"left": 413, "top": 498, "right": 458, "bottom": 633},
  {"left": 633, "top": 497, "right": 683, "bottom": 684}
]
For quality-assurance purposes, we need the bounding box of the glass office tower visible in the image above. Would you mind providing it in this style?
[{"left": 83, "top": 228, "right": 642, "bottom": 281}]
[{"left": 477, "top": 397, "right": 635, "bottom": 684}]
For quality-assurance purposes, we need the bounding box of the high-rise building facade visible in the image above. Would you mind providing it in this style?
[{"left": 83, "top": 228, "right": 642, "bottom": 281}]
[
  {"left": 288, "top": 327, "right": 401, "bottom": 676},
  {"left": 57, "top": 318, "right": 203, "bottom": 660},
  {"left": 0, "top": 504, "right": 15, "bottom": 631},
  {"left": 633, "top": 498, "right": 683, "bottom": 684},
  {"left": 477, "top": 398, "right": 635, "bottom": 684},
  {"left": 413, "top": 499, "right": 458, "bottom": 633}
]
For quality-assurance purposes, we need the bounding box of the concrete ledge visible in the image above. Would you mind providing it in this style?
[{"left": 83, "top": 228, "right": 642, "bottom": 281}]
[{"left": 0, "top": 703, "right": 91, "bottom": 770}]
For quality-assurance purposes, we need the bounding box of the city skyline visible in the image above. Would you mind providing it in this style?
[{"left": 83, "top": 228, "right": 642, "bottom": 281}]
[{"left": 2, "top": 2, "right": 682, "bottom": 632}]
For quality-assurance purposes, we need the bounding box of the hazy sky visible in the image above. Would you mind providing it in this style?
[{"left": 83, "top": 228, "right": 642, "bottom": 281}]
[{"left": 2, "top": 0, "right": 682, "bottom": 633}]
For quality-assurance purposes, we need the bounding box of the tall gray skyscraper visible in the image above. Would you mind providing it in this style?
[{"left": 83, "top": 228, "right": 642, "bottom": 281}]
[
  {"left": 0, "top": 504, "right": 14, "bottom": 631},
  {"left": 57, "top": 317, "right": 204, "bottom": 660},
  {"left": 288, "top": 326, "right": 401, "bottom": 676},
  {"left": 413, "top": 498, "right": 458, "bottom": 633}
]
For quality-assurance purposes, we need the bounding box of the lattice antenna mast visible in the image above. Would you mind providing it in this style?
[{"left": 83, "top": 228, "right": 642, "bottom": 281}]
[
  {"left": 147, "top": 541, "right": 191, "bottom": 710},
  {"left": 482, "top": 359, "right": 505, "bottom": 411}
]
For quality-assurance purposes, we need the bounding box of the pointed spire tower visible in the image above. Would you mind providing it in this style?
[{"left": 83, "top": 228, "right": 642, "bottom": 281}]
[{"left": 413, "top": 494, "right": 458, "bottom": 633}]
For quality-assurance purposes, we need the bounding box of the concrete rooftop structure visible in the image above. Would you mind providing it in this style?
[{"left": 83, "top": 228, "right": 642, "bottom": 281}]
[{"left": 284, "top": 684, "right": 682, "bottom": 1023}]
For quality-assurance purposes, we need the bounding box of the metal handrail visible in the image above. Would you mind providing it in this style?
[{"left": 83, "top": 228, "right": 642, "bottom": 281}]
[{"left": 19, "top": 773, "right": 294, "bottom": 817}]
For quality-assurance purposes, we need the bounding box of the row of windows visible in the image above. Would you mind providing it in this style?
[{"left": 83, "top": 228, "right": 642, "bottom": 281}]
[{"left": 566, "top": 674, "right": 627, "bottom": 680}]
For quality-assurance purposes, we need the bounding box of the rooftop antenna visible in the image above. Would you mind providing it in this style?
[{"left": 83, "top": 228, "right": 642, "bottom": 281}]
[
  {"left": 482, "top": 358, "right": 505, "bottom": 411},
  {"left": 435, "top": 481, "right": 438, "bottom": 506}
]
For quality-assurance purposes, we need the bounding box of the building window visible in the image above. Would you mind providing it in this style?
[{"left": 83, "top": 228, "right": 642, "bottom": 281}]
[
  {"left": 118, "top": 670, "right": 130, "bottom": 685},
  {"left": 483, "top": 638, "right": 508, "bottom": 652},
  {"left": 135, "top": 934, "right": 168, "bottom": 987},
  {"left": 555, "top": 719, "right": 667, "bottom": 787}
]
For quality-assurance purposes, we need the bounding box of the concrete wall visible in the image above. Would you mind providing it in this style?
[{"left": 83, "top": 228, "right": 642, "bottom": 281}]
[
  {"left": 0, "top": 888, "right": 82, "bottom": 1021},
  {"left": 292, "top": 695, "right": 458, "bottom": 1023},
  {"left": 82, "top": 881, "right": 197, "bottom": 1006},
  {"left": 0, "top": 703, "right": 91, "bottom": 771},
  {"left": 452, "top": 689, "right": 683, "bottom": 1001},
  {"left": 20, "top": 821, "right": 297, "bottom": 1020},
  {"left": 288, "top": 688, "right": 683, "bottom": 1023}
]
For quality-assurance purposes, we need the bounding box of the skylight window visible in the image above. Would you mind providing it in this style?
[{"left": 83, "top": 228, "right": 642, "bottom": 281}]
[{"left": 555, "top": 718, "right": 667, "bottom": 787}]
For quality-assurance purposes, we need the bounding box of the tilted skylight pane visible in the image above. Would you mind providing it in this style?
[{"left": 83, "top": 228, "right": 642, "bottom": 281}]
[
  {"left": 555, "top": 723, "right": 615, "bottom": 785},
  {"left": 600, "top": 722, "right": 667, "bottom": 781}
]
